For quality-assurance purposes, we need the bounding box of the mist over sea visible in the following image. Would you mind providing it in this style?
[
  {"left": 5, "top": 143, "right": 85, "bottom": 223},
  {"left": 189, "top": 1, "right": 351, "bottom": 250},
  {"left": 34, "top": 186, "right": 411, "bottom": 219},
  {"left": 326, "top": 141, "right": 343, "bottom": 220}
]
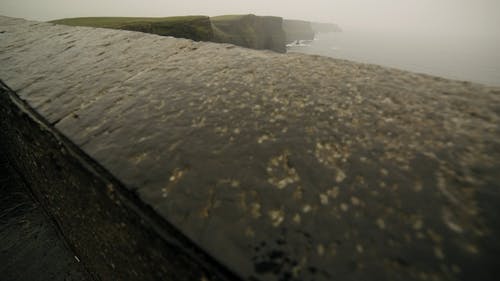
[{"left": 288, "top": 27, "right": 500, "bottom": 87}]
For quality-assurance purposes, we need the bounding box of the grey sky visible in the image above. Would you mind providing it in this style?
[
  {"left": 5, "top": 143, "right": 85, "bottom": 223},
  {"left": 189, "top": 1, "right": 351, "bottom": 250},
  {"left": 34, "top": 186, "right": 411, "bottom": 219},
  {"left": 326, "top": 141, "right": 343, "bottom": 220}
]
[{"left": 1, "top": 0, "right": 499, "bottom": 36}]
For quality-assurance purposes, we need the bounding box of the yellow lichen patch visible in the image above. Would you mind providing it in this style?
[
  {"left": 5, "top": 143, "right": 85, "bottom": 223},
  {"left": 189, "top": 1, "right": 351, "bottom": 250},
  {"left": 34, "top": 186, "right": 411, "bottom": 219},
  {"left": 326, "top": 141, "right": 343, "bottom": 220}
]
[
  {"left": 267, "top": 151, "right": 300, "bottom": 189},
  {"left": 169, "top": 168, "right": 187, "bottom": 182},
  {"left": 214, "top": 126, "right": 228, "bottom": 135},
  {"left": 199, "top": 188, "right": 215, "bottom": 218},
  {"left": 238, "top": 192, "right": 247, "bottom": 211},
  {"left": 464, "top": 244, "right": 479, "bottom": 254},
  {"left": 319, "top": 193, "right": 329, "bottom": 205},
  {"left": 191, "top": 116, "right": 206, "bottom": 128},
  {"left": 302, "top": 204, "right": 312, "bottom": 213},
  {"left": 413, "top": 218, "right": 424, "bottom": 230},
  {"left": 217, "top": 178, "right": 240, "bottom": 188},
  {"left": 340, "top": 203, "right": 349, "bottom": 212},
  {"left": 350, "top": 196, "right": 361, "bottom": 206},
  {"left": 162, "top": 167, "right": 188, "bottom": 198},
  {"left": 130, "top": 152, "right": 148, "bottom": 164},
  {"left": 317, "top": 244, "right": 325, "bottom": 256},
  {"left": 200, "top": 207, "right": 209, "bottom": 218},
  {"left": 293, "top": 186, "right": 303, "bottom": 200},
  {"left": 442, "top": 207, "right": 463, "bottom": 233},
  {"left": 335, "top": 169, "right": 346, "bottom": 183},
  {"left": 257, "top": 134, "right": 276, "bottom": 144},
  {"left": 376, "top": 218, "right": 386, "bottom": 229},
  {"left": 314, "top": 142, "right": 350, "bottom": 183},
  {"left": 268, "top": 209, "right": 285, "bottom": 227},
  {"left": 356, "top": 244, "right": 364, "bottom": 253},
  {"left": 293, "top": 213, "right": 301, "bottom": 224},
  {"left": 414, "top": 180, "right": 423, "bottom": 192},
  {"left": 250, "top": 202, "right": 261, "bottom": 218},
  {"left": 327, "top": 186, "right": 340, "bottom": 199},
  {"left": 434, "top": 246, "right": 445, "bottom": 259},
  {"left": 168, "top": 140, "right": 182, "bottom": 152}
]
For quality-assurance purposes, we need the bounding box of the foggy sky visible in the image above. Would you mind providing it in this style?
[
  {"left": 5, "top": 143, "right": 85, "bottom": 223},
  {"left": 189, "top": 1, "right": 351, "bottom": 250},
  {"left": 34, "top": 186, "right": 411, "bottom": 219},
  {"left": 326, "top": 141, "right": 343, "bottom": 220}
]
[{"left": 1, "top": 0, "right": 500, "bottom": 36}]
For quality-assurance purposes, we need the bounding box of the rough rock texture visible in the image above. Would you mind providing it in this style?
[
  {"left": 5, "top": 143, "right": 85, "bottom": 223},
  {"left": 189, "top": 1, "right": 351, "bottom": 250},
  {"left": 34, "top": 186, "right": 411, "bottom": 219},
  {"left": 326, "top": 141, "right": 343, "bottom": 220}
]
[
  {"left": 282, "top": 19, "right": 315, "bottom": 43},
  {"left": 0, "top": 82, "right": 235, "bottom": 281},
  {"left": 1, "top": 16, "right": 500, "bottom": 281},
  {"left": 212, "top": 14, "right": 286, "bottom": 53}
]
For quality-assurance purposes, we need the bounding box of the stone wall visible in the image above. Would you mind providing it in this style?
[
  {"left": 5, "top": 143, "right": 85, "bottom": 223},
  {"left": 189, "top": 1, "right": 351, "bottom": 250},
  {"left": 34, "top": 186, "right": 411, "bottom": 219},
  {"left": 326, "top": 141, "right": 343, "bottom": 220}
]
[
  {"left": 0, "top": 82, "right": 236, "bottom": 281},
  {"left": 1, "top": 16, "right": 499, "bottom": 281}
]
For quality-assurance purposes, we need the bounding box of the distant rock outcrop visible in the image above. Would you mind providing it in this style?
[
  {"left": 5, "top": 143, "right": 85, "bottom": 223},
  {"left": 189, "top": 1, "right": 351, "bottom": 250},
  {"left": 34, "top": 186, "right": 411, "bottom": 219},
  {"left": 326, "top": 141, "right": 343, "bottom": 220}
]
[
  {"left": 211, "top": 14, "right": 286, "bottom": 53},
  {"left": 282, "top": 19, "right": 315, "bottom": 44}
]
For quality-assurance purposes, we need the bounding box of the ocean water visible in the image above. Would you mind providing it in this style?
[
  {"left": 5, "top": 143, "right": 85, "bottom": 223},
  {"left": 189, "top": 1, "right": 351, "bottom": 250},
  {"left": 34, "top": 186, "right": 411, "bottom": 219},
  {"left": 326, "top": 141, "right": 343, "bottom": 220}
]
[{"left": 287, "top": 28, "right": 500, "bottom": 87}]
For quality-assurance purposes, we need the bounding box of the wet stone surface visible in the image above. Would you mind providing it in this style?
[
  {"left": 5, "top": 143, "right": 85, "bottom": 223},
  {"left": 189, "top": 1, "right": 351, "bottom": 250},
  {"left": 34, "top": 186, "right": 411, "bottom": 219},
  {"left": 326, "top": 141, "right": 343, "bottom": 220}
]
[{"left": 1, "top": 16, "right": 500, "bottom": 281}]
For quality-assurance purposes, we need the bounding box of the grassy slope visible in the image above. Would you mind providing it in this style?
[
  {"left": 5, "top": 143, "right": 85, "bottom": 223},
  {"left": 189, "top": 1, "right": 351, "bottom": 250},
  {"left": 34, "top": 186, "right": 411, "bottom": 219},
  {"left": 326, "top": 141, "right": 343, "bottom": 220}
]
[{"left": 50, "top": 16, "right": 213, "bottom": 41}]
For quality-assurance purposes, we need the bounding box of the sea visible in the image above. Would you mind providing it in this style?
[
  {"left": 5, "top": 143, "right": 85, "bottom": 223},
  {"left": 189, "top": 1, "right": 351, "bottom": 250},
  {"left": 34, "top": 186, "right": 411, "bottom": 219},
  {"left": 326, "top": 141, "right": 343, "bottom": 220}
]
[{"left": 287, "top": 28, "right": 500, "bottom": 87}]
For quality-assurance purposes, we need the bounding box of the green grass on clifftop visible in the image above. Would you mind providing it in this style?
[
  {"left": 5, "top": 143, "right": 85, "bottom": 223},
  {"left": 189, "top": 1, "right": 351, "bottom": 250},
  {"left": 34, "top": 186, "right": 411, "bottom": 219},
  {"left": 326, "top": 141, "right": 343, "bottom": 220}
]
[
  {"left": 50, "top": 16, "right": 213, "bottom": 41},
  {"left": 210, "top": 15, "right": 247, "bottom": 22}
]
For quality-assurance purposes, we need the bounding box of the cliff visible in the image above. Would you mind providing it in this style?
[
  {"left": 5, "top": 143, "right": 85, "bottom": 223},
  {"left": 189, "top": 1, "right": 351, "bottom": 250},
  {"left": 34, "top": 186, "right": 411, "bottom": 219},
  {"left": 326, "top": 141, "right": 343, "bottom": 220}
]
[
  {"left": 282, "top": 19, "right": 315, "bottom": 43},
  {"left": 1, "top": 16, "right": 500, "bottom": 281},
  {"left": 211, "top": 14, "right": 286, "bottom": 53},
  {"left": 51, "top": 15, "right": 287, "bottom": 52}
]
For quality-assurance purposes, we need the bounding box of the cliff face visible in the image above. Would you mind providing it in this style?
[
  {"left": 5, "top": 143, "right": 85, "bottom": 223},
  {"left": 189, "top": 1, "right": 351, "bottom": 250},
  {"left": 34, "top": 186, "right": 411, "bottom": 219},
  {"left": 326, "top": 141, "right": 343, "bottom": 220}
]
[
  {"left": 2, "top": 16, "right": 500, "bottom": 281},
  {"left": 211, "top": 14, "right": 286, "bottom": 53},
  {"left": 282, "top": 19, "right": 315, "bottom": 43}
]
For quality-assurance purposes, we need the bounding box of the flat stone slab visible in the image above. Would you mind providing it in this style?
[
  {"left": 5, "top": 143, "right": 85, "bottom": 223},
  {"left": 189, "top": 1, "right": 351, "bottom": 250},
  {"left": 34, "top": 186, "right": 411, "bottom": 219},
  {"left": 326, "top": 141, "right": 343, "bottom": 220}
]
[{"left": 1, "top": 16, "right": 499, "bottom": 281}]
